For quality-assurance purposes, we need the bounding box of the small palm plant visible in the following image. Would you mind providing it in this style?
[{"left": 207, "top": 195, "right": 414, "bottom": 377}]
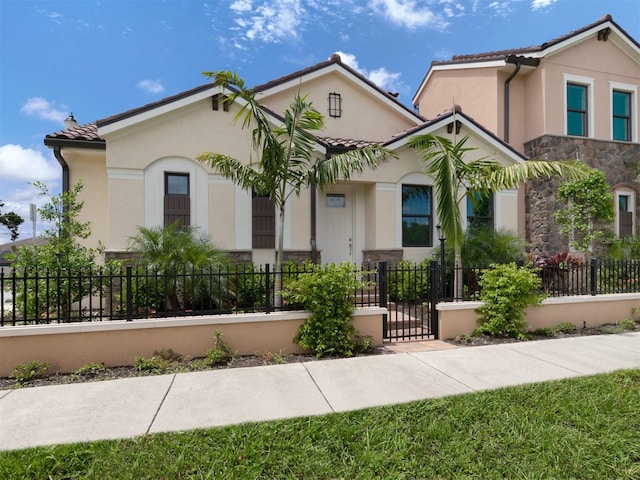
[{"left": 127, "top": 222, "right": 228, "bottom": 312}]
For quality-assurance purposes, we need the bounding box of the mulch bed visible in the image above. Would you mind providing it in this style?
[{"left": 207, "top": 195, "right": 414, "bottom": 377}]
[{"left": 1, "top": 322, "right": 637, "bottom": 390}]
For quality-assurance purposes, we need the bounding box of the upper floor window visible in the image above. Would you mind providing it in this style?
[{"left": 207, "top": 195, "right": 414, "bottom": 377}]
[
  {"left": 613, "top": 90, "right": 632, "bottom": 141},
  {"left": 467, "top": 191, "right": 493, "bottom": 232},
  {"left": 567, "top": 83, "right": 588, "bottom": 136},
  {"left": 610, "top": 82, "right": 637, "bottom": 142},
  {"left": 402, "top": 185, "right": 432, "bottom": 247},
  {"left": 328, "top": 92, "right": 342, "bottom": 118},
  {"left": 565, "top": 74, "right": 594, "bottom": 138}
]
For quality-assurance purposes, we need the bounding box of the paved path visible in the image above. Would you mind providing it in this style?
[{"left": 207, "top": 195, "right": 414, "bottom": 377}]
[{"left": 1, "top": 332, "right": 639, "bottom": 451}]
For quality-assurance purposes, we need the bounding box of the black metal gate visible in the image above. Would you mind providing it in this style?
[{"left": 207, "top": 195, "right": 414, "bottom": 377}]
[{"left": 379, "top": 261, "right": 439, "bottom": 341}]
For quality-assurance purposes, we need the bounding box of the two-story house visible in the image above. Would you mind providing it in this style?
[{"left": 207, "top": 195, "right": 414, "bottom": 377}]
[{"left": 413, "top": 14, "right": 640, "bottom": 256}]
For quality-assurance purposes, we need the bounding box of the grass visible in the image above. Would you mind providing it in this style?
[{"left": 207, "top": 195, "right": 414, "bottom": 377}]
[{"left": 1, "top": 369, "right": 640, "bottom": 479}]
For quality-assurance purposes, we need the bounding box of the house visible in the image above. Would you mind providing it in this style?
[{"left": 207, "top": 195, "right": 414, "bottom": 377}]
[
  {"left": 413, "top": 14, "right": 640, "bottom": 256},
  {"left": 44, "top": 55, "right": 527, "bottom": 266}
]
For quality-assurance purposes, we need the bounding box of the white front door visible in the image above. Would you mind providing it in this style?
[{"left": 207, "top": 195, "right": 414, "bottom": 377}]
[{"left": 318, "top": 187, "right": 356, "bottom": 264}]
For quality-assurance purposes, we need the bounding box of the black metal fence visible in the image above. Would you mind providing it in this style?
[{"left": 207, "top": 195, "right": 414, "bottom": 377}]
[
  {"left": 445, "top": 258, "right": 640, "bottom": 301},
  {"left": 0, "top": 263, "right": 382, "bottom": 327},
  {"left": 3, "top": 259, "right": 640, "bottom": 339}
]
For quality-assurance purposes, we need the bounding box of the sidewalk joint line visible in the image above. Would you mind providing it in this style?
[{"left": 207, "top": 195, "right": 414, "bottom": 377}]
[
  {"left": 146, "top": 374, "right": 177, "bottom": 434},
  {"left": 302, "top": 363, "right": 335, "bottom": 413},
  {"left": 501, "top": 344, "right": 585, "bottom": 375},
  {"left": 407, "top": 352, "right": 478, "bottom": 392}
]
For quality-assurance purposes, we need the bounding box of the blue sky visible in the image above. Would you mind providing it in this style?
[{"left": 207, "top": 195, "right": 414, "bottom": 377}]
[{"left": 0, "top": 0, "right": 638, "bottom": 243}]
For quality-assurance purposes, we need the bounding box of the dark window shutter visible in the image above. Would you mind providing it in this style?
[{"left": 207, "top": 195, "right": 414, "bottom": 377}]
[
  {"left": 164, "top": 194, "right": 191, "bottom": 227},
  {"left": 620, "top": 211, "right": 633, "bottom": 237},
  {"left": 252, "top": 196, "right": 275, "bottom": 248}
]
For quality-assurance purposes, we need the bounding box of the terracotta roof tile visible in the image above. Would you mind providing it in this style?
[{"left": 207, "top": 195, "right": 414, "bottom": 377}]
[
  {"left": 317, "top": 137, "right": 382, "bottom": 149},
  {"left": 45, "top": 122, "right": 103, "bottom": 142},
  {"left": 434, "top": 14, "right": 617, "bottom": 65}
]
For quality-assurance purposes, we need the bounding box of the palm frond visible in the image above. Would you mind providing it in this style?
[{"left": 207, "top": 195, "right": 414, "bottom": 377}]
[{"left": 310, "top": 145, "right": 394, "bottom": 186}]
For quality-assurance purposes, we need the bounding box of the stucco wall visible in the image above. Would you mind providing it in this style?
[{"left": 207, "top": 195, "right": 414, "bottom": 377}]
[
  {"left": 260, "top": 70, "right": 420, "bottom": 141},
  {"left": 416, "top": 68, "right": 499, "bottom": 131},
  {"left": 540, "top": 37, "right": 640, "bottom": 140},
  {"left": 0, "top": 308, "right": 385, "bottom": 377},
  {"left": 438, "top": 293, "right": 640, "bottom": 340}
]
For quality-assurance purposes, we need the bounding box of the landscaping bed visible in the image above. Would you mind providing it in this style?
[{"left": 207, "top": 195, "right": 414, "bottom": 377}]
[{"left": 1, "top": 320, "right": 637, "bottom": 390}]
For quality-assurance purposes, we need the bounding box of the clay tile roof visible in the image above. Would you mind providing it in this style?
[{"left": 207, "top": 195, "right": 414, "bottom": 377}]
[
  {"left": 45, "top": 122, "right": 102, "bottom": 142},
  {"left": 317, "top": 137, "right": 382, "bottom": 149},
  {"left": 433, "top": 14, "right": 618, "bottom": 65}
]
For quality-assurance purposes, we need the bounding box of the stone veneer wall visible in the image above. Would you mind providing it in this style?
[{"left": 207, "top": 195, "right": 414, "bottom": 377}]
[
  {"left": 524, "top": 135, "right": 640, "bottom": 257},
  {"left": 362, "top": 249, "right": 404, "bottom": 266}
]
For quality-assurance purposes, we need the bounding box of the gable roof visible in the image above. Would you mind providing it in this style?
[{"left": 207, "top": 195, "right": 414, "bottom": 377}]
[
  {"left": 255, "top": 54, "right": 425, "bottom": 124},
  {"left": 385, "top": 106, "right": 527, "bottom": 164},
  {"left": 412, "top": 14, "right": 640, "bottom": 106}
]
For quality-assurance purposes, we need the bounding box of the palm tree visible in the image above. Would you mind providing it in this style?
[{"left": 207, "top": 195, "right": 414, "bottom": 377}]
[
  {"left": 197, "top": 71, "right": 394, "bottom": 305},
  {"left": 408, "top": 134, "right": 588, "bottom": 295},
  {"left": 128, "top": 222, "right": 228, "bottom": 312}
]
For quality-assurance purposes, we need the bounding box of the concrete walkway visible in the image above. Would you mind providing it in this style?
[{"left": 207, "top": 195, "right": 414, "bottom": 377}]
[{"left": 1, "top": 332, "right": 639, "bottom": 451}]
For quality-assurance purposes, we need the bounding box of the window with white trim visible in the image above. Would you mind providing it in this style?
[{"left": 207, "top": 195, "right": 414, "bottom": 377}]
[
  {"left": 564, "top": 74, "right": 594, "bottom": 138},
  {"left": 466, "top": 191, "right": 493, "bottom": 231},
  {"left": 610, "top": 82, "right": 637, "bottom": 142},
  {"left": 402, "top": 185, "right": 432, "bottom": 247}
]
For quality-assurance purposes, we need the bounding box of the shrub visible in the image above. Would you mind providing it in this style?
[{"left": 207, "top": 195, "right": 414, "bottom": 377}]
[
  {"left": 203, "top": 331, "right": 232, "bottom": 366},
  {"left": 284, "top": 263, "right": 370, "bottom": 357},
  {"left": 134, "top": 355, "right": 172, "bottom": 373},
  {"left": 475, "top": 263, "right": 545, "bottom": 339},
  {"left": 554, "top": 322, "right": 577, "bottom": 334},
  {"left": 72, "top": 362, "right": 106, "bottom": 377},
  {"left": 615, "top": 318, "right": 636, "bottom": 332},
  {"left": 388, "top": 259, "right": 431, "bottom": 303},
  {"left": 462, "top": 226, "right": 528, "bottom": 266},
  {"left": 10, "top": 360, "right": 50, "bottom": 385}
]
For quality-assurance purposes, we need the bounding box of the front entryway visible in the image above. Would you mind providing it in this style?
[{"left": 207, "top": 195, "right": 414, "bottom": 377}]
[{"left": 318, "top": 186, "right": 357, "bottom": 264}]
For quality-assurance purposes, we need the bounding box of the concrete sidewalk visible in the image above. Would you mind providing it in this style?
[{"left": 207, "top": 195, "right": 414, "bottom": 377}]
[{"left": 1, "top": 332, "right": 639, "bottom": 452}]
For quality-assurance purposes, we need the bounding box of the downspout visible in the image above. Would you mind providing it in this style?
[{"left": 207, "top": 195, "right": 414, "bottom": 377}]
[
  {"left": 310, "top": 184, "right": 317, "bottom": 263},
  {"left": 504, "top": 55, "right": 540, "bottom": 143},
  {"left": 53, "top": 146, "right": 69, "bottom": 194},
  {"left": 503, "top": 61, "right": 521, "bottom": 144}
]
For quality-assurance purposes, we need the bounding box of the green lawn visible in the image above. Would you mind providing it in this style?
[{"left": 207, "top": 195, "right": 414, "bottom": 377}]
[{"left": 2, "top": 369, "right": 640, "bottom": 479}]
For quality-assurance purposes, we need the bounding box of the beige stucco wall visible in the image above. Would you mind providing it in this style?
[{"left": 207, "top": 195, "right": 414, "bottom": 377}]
[
  {"left": 541, "top": 38, "right": 640, "bottom": 141},
  {"left": 0, "top": 308, "right": 385, "bottom": 377},
  {"left": 416, "top": 68, "right": 499, "bottom": 128},
  {"left": 260, "top": 70, "right": 420, "bottom": 141},
  {"left": 438, "top": 293, "right": 640, "bottom": 340},
  {"left": 64, "top": 149, "right": 109, "bottom": 251}
]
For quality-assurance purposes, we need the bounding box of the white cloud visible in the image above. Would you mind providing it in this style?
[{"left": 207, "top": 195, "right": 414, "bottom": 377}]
[
  {"left": 370, "top": 0, "right": 448, "bottom": 29},
  {"left": 231, "top": 0, "right": 304, "bottom": 43},
  {"left": 531, "top": 0, "right": 557, "bottom": 9},
  {"left": 0, "top": 145, "right": 60, "bottom": 183},
  {"left": 333, "top": 51, "right": 364, "bottom": 74},
  {"left": 230, "top": 0, "right": 252, "bottom": 12},
  {"left": 368, "top": 68, "right": 402, "bottom": 92},
  {"left": 137, "top": 79, "right": 166, "bottom": 94},
  {"left": 488, "top": 1, "right": 514, "bottom": 16},
  {"left": 332, "top": 51, "right": 404, "bottom": 94},
  {"left": 20, "top": 97, "right": 68, "bottom": 124}
]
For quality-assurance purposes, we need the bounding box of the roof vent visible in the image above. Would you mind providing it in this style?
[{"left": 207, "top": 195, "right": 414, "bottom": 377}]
[{"left": 64, "top": 113, "right": 79, "bottom": 130}]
